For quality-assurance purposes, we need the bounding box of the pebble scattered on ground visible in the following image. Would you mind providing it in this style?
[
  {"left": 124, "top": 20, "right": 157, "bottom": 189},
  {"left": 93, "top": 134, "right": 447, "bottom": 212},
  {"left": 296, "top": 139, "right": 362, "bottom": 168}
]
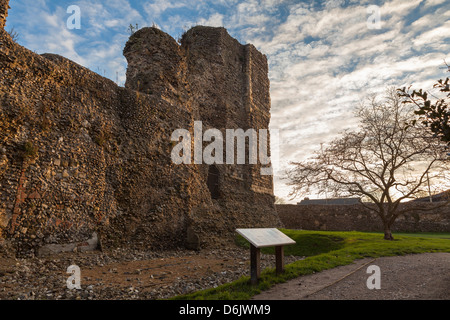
[{"left": 0, "top": 247, "right": 302, "bottom": 300}]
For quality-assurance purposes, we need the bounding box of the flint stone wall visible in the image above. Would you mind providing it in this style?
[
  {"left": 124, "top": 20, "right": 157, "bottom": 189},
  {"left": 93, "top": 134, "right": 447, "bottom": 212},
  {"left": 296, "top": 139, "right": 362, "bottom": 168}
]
[
  {"left": 0, "top": 0, "right": 280, "bottom": 257},
  {"left": 277, "top": 203, "right": 450, "bottom": 233}
]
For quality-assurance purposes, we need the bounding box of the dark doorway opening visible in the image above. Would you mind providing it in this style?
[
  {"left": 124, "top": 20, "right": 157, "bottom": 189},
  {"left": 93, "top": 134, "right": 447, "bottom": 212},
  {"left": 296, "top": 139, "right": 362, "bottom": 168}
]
[{"left": 207, "top": 165, "right": 220, "bottom": 199}]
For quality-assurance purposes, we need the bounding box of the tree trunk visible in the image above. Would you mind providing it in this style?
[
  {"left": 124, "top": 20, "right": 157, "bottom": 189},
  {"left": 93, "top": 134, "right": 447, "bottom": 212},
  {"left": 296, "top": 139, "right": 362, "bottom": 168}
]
[{"left": 383, "top": 226, "right": 394, "bottom": 240}]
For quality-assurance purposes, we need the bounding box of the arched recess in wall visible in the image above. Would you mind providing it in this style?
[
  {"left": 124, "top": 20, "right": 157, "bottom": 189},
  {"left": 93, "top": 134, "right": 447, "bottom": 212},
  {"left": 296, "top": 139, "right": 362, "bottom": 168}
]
[{"left": 207, "top": 165, "right": 220, "bottom": 199}]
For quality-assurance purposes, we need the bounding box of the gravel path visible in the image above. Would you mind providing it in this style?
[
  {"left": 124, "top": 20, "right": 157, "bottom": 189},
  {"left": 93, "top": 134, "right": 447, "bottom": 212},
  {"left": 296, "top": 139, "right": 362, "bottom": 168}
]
[{"left": 253, "top": 252, "right": 450, "bottom": 300}]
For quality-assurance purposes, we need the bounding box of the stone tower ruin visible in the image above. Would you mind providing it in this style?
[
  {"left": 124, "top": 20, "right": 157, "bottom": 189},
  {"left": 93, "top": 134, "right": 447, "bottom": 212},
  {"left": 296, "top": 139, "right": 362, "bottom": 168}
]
[{"left": 0, "top": 0, "right": 280, "bottom": 257}]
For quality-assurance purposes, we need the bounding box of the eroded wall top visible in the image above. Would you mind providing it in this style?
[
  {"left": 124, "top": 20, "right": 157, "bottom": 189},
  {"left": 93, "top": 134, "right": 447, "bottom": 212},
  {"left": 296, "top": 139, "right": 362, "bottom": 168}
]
[{"left": 0, "top": 0, "right": 9, "bottom": 30}]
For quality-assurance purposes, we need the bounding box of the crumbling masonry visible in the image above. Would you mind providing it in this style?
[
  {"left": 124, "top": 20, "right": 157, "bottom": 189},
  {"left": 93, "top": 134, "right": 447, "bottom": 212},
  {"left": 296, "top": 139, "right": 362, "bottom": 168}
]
[{"left": 0, "top": 0, "right": 281, "bottom": 257}]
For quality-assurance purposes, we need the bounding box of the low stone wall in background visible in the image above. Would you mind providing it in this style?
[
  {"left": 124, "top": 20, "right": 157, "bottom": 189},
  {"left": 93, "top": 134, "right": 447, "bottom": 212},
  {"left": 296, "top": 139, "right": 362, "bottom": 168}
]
[{"left": 276, "top": 203, "right": 450, "bottom": 233}]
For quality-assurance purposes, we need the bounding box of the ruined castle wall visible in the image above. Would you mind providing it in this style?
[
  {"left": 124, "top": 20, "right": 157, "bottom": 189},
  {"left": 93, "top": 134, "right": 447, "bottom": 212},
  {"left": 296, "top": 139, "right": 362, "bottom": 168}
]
[
  {"left": 123, "top": 27, "right": 190, "bottom": 106},
  {"left": 182, "top": 27, "right": 248, "bottom": 130},
  {"left": 182, "top": 26, "right": 252, "bottom": 199},
  {"left": 0, "top": 32, "right": 128, "bottom": 255},
  {"left": 122, "top": 27, "right": 218, "bottom": 250},
  {"left": 0, "top": 0, "right": 8, "bottom": 30},
  {"left": 1, "top": 1, "right": 280, "bottom": 256},
  {"left": 244, "top": 44, "right": 274, "bottom": 196},
  {"left": 180, "top": 27, "right": 279, "bottom": 229},
  {"left": 123, "top": 26, "right": 281, "bottom": 239},
  {"left": 0, "top": 21, "right": 205, "bottom": 255}
]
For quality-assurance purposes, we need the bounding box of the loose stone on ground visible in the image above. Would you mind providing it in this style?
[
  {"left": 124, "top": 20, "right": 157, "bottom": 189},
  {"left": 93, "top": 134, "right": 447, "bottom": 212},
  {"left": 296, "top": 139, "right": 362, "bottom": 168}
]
[{"left": 0, "top": 247, "right": 301, "bottom": 300}]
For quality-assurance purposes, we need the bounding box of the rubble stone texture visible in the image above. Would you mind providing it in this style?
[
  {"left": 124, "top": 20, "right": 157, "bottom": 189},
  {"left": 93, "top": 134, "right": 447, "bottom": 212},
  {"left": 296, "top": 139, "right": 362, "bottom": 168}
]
[
  {"left": 0, "top": 0, "right": 281, "bottom": 257},
  {"left": 277, "top": 203, "right": 450, "bottom": 232},
  {"left": 0, "top": 0, "right": 8, "bottom": 30}
]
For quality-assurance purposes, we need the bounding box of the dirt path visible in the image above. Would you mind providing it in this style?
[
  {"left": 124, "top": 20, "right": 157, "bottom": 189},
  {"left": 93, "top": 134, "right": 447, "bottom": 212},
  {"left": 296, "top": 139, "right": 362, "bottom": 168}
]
[
  {"left": 0, "top": 247, "right": 299, "bottom": 300},
  {"left": 252, "top": 253, "right": 450, "bottom": 300}
]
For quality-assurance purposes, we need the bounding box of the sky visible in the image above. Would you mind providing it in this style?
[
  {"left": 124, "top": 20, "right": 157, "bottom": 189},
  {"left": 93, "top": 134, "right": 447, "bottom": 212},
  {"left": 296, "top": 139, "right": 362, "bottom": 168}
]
[{"left": 5, "top": 0, "right": 450, "bottom": 203}]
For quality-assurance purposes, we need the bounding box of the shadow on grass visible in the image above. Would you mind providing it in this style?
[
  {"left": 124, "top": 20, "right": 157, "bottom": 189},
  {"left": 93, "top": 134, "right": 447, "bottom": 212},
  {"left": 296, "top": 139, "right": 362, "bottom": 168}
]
[
  {"left": 235, "top": 230, "right": 345, "bottom": 257},
  {"left": 172, "top": 230, "right": 450, "bottom": 300}
]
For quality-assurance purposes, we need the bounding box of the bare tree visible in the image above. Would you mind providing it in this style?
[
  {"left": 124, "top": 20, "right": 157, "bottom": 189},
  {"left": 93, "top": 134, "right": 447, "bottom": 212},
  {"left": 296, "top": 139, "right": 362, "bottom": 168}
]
[{"left": 286, "top": 88, "right": 449, "bottom": 240}]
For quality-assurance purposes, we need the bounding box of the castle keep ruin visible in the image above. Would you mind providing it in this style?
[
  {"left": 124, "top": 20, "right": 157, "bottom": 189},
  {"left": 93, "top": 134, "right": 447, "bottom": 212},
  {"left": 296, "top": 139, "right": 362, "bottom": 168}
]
[{"left": 0, "top": 0, "right": 281, "bottom": 257}]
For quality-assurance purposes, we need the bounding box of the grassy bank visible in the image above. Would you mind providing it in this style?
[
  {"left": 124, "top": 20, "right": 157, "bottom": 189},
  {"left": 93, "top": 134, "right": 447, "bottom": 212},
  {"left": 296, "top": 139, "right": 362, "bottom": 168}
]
[{"left": 172, "top": 229, "right": 450, "bottom": 300}]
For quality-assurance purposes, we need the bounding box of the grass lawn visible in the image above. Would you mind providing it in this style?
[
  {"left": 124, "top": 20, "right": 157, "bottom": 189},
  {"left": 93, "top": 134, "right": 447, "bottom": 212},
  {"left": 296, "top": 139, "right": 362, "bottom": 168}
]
[{"left": 172, "top": 229, "right": 450, "bottom": 300}]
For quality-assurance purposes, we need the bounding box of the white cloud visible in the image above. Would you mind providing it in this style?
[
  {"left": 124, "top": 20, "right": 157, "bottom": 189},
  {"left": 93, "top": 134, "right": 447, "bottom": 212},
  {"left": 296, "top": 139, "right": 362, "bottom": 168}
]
[
  {"left": 198, "top": 12, "right": 224, "bottom": 27},
  {"left": 144, "top": 0, "right": 187, "bottom": 19},
  {"left": 237, "top": 0, "right": 450, "bottom": 201},
  {"left": 412, "top": 23, "right": 450, "bottom": 47},
  {"left": 7, "top": 0, "right": 449, "bottom": 201},
  {"left": 423, "top": 0, "right": 447, "bottom": 7}
]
